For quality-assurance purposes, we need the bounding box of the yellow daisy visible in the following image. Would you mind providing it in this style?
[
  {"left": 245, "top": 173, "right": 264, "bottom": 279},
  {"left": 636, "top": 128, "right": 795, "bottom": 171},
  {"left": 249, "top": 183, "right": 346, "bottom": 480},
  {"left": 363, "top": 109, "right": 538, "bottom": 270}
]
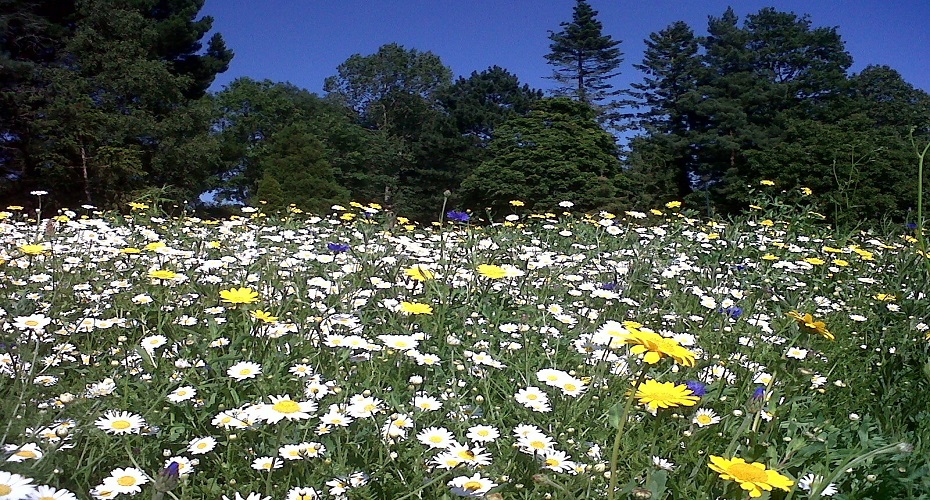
[
  {"left": 708, "top": 455, "right": 793, "bottom": 498},
  {"left": 634, "top": 379, "right": 700, "bottom": 410}
]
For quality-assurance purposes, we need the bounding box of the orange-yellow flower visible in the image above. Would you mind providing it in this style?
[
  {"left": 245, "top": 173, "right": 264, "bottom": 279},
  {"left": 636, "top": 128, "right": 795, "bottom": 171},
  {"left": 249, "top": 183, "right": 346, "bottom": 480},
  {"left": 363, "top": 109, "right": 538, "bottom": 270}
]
[
  {"left": 620, "top": 330, "right": 696, "bottom": 366},
  {"left": 787, "top": 311, "right": 834, "bottom": 340},
  {"left": 708, "top": 455, "right": 793, "bottom": 498}
]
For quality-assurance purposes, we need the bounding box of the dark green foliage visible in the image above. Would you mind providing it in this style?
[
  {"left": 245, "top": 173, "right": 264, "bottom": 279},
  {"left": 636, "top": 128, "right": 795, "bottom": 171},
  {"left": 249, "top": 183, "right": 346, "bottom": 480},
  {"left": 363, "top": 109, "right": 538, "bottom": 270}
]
[
  {"left": 213, "top": 78, "right": 404, "bottom": 207},
  {"left": 0, "top": 0, "right": 232, "bottom": 206},
  {"left": 439, "top": 66, "right": 543, "bottom": 148},
  {"left": 323, "top": 43, "right": 453, "bottom": 131},
  {"left": 545, "top": 0, "right": 623, "bottom": 107},
  {"left": 460, "top": 97, "right": 623, "bottom": 214},
  {"left": 252, "top": 124, "right": 349, "bottom": 214}
]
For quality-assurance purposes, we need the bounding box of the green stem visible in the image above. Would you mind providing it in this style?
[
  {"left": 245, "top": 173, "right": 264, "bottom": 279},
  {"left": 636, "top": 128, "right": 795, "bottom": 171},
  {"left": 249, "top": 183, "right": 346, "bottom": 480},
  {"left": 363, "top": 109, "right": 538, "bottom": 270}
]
[
  {"left": 607, "top": 365, "right": 649, "bottom": 500},
  {"left": 913, "top": 138, "right": 930, "bottom": 277},
  {"left": 810, "top": 442, "right": 911, "bottom": 500},
  {"left": 394, "top": 469, "right": 454, "bottom": 500}
]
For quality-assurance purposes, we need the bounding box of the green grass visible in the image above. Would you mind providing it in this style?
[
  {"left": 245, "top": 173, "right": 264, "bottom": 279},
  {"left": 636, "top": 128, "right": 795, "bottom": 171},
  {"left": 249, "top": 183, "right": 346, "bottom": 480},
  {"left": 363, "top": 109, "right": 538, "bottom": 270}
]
[{"left": 0, "top": 188, "right": 928, "bottom": 499}]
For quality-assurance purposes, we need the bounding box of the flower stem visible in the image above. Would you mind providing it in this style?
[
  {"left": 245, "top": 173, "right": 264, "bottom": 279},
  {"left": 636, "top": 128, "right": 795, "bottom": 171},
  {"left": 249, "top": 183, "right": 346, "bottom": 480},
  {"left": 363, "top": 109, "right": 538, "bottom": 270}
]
[{"left": 607, "top": 365, "right": 648, "bottom": 500}]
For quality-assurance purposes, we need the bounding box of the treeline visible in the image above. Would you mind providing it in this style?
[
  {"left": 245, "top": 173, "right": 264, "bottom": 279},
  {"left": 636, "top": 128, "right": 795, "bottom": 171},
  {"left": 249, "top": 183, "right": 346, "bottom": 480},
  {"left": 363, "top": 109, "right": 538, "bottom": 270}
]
[{"left": 2, "top": 1, "right": 928, "bottom": 223}]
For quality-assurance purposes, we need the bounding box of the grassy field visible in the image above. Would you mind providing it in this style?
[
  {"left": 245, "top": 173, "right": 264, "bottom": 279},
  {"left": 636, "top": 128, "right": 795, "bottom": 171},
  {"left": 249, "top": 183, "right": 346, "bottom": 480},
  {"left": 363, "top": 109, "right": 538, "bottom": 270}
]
[{"left": 1, "top": 187, "right": 928, "bottom": 499}]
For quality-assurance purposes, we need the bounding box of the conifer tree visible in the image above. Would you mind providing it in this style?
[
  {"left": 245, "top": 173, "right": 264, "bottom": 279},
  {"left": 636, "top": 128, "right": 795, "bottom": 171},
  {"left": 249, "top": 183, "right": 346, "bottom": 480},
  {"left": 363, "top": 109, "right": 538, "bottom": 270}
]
[{"left": 544, "top": 0, "right": 623, "bottom": 107}]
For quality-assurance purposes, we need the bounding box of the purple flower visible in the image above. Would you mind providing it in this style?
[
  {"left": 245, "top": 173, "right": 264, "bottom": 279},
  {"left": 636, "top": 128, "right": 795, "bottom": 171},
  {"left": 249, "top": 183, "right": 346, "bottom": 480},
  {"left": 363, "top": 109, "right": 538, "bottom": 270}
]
[
  {"left": 327, "top": 242, "right": 350, "bottom": 253},
  {"left": 906, "top": 222, "right": 918, "bottom": 230},
  {"left": 446, "top": 210, "right": 470, "bottom": 223},
  {"left": 753, "top": 386, "right": 766, "bottom": 399},
  {"left": 719, "top": 306, "right": 743, "bottom": 319},
  {"left": 684, "top": 380, "right": 707, "bottom": 397},
  {"left": 155, "top": 461, "right": 180, "bottom": 492},
  {"left": 600, "top": 282, "right": 618, "bottom": 291}
]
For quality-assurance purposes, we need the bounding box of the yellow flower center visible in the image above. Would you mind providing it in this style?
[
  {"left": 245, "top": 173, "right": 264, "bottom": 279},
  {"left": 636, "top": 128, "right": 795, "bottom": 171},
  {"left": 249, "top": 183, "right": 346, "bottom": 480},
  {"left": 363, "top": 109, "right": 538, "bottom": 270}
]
[
  {"left": 15, "top": 450, "right": 37, "bottom": 458},
  {"left": 696, "top": 415, "right": 713, "bottom": 425},
  {"left": 728, "top": 463, "right": 769, "bottom": 483},
  {"left": 545, "top": 458, "right": 560, "bottom": 467},
  {"left": 463, "top": 480, "right": 483, "bottom": 491},
  {"left": 529, "top": 440, "right": 546, "bottom": 449},
  {"left": 273, "top": 400, "right": 300, "bottom": 413},
  {"left": 117, "top": 475, "right": 137, "bottom": 486},
  {"left": 564, "top": 383, "right": 577, "bottom": 391},
  {"left": 111, "top": 419, "right": 131, "bottom": 430},
  {"left": 0, "top": 486, "right": 12, "bottom": 495},
  {"left": 457, "top": 449, "right": 476, "bottom": 460},
  {"left": 25, "top": 320, "right": 39, "bottom": 327},
  {"left": 429, "top": 436, "right": 443, "bottom": 443}
]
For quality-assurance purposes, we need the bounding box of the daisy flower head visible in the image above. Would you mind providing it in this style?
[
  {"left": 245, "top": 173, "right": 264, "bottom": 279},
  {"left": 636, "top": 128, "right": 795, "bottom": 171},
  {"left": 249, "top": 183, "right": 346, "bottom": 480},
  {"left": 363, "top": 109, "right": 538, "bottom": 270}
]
[
  {"left": 187, "top": 436, "right": 217, "bottom": 455},
  {"left": 635, "top": 379, "right": 700, "bottom": 410},
  {"left": 448, "top": 473, "right": 497, "bottom": 497},
  {"left": 708, "top": 455, "right": 793, "bottom": 498},
  {"left": 251, "top": 456, "right": 283, "bottom": 471},
  {"left": 222, "top": 493, "right": 271, "bottom": 500},
  {"left": 0, "top": 471, "right": 36, "bottom": 500},
  {"left": 692, "top": 408, "right": 721, "bottom": 427},
  {"left": 30, "top": 484, "right": 78, "bottom": 500},
  {"left": 399, "top": 301, "right": 433, "bottom": 315},
  {"left": 227, "top": 361, "right": 262, "bottom": 380},
  {"left": 219, "top": 287, "right": 259, "bottom": 305},
  {"left": 403, "top": 265, "right": 434, "bottom": 281},
  {"left": 466, "top": 425, "right": 500, "bottom": 443},
  {"left": 286, "top": 487, "right": 321, "bottom": 500},
  {"left": 254, "top": 394, "right": 317, "bottom": 424},
  {"left": 417, "top": 427, "right": 456, "bottom": 449},
  {"left": 787, "top": 311, "right": 834, "bottom": 340},
  {"left": 102, "top": 467, "right": 149, "bottom": 495},
  {"left": 621, "top": 330, "right": 696, "bottom": 366},
  {"left": 95, "top": 410, "right": 145, "bottom": 435},
  {"left": 798, "top": 473, "right": 837, "bottom": 496},
  {"left": 476, "top": 264, "right": 508, "bottom": 279}
]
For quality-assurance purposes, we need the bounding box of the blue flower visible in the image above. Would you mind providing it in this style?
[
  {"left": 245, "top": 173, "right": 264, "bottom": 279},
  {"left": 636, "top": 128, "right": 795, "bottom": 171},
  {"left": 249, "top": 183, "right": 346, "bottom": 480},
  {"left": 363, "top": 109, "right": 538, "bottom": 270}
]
[
  {"left": 752, "top": 386, "right": 766, "bottom": 399},
  {"left": 906, "top": 222, "right": 918, "bottom": 230},
  {"left": 600, "top": 282, "right": 618, "bottom": 291},
  {"left": 719, "top": 306, "right": 743, "bottom": 319},
  {"left": 327, "top": 242, "right": 350, "bottom": 253},
  {"left": 684, "top": 380, "right": 707, "bottom": 397},
  {"left": 446, "top": 210, "right": 470, "bottom": 223}
]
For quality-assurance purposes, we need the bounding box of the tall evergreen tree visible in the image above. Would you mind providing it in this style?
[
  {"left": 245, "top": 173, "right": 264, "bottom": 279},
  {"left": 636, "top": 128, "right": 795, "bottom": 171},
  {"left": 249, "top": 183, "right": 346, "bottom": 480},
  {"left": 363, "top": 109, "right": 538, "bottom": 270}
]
[
  {"left": 627, "top": 21, "right": 702, "bottom": 201},
  {"left": 544, "top": 0, "right": 623, "bottom": 108}
]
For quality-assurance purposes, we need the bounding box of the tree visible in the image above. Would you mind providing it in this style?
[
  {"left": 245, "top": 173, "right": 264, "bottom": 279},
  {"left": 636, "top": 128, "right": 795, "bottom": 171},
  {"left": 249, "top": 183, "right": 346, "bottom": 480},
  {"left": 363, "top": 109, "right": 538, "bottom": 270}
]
[
  {"left": 0, "top": 0, "right": 232, "bottom": 206},
  {"left": 460, "top": 97, "right": 622, "bottom": 214},
  {"left": 544, "top": 0, "right": 623, "bottom": 108},
  {"left": 213, "top": 78, "right": 405, "bottom": 206},
  {"left": 627, "top": 21, "right": 703, "bottom": 201},
  {"left": 438, "top": 66, "right": 543, "bottom": 148},
  {"left": 252, "top": 123, "right": 349, "bottom": 214},
  {"left": 323, "top": 43, "right": 452, "bottom": 132}
]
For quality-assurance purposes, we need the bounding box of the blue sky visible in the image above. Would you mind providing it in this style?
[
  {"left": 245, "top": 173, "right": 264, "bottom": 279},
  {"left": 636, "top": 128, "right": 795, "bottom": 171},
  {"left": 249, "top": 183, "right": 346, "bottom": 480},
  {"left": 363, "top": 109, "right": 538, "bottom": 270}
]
[{"left": 200, "top": 1, "right": 930, "bottom": 97}]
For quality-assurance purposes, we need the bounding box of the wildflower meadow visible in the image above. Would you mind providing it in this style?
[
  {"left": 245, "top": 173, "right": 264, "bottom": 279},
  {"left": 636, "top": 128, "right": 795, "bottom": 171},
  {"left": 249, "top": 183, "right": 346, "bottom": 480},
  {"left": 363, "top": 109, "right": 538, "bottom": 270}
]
[{"left": 1, "top": 186, "right": 929, "bottom": 499}]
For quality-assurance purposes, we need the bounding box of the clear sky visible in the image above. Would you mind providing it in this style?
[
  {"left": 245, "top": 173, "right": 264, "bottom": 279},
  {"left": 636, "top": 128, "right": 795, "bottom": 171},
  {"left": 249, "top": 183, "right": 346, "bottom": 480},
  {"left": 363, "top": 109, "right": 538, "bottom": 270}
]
[{"left": 200, "top": 1, "right": 930, "bottom": 97}]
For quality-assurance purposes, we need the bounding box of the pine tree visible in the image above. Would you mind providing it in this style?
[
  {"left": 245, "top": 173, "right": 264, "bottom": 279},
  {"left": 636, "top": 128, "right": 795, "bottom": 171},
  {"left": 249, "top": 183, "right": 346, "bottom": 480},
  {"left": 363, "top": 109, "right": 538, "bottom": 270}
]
[{"left": 544, "top": 0, "right": 623, "bottom": 107}]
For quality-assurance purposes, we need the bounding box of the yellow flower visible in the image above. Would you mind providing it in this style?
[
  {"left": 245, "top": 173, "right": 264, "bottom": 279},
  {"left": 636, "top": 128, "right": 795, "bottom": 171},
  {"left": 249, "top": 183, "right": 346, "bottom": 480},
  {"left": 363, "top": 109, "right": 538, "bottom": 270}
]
[
  {"left": 476, "top": 264, "right": 508, "bottom": 279},
  {"left": 404, "top": 265, "right": 434, "bottom": 281},
  {"left": 128, "top": 202, "right": 149, "bottom": 210},
  {"left": 145, "top": 242, "right": 166, "bottom": 251},
  {"left": 760, "top": 219, "right": 774, "bottom": 227},
  {"left": 148, "top": 269, "right": 177, "bottom": 280},
  {"left": 708, "top": 456, "right": 794, "bottom": 498},
  {"left": 800, "top": 187, "right": 813, "bottom": 196},
  {"left": 787, "top": 311, "right": 834, "bottom": 340},
  {"left": 833, "top": 259, "right": 849, "bottom": 267},
  {"left": 399, "top": 301, "right": 433, "bottom": 315},
  {"left": 19, "top": 244, "right": 47, "bottom": 256},
  {"left": 803, "top": 257, "right": 825, "bottom": 265},
  {"left": 634, "top": 379, "right": 700, "bottom": 410},
  {"left": 620, "top": 330, "right": 696, "bottom": 367},
  {"left": 120, "top": 247, "right": 141, "bottom": 254},
  {"left": 509, "top": 200, "right": 525, "bottom": 207},
  {"left": 761, "top": 254, "right": 779, "bottom": 261},
  {"left": 220, "top": 287, "right": 259, "bottom": 305},
  {"left": 665, "top": 201, "right": 682, "bottom": 209},
  {"left": 873, "top": 293, "right": 895, "bottom": 302},
  {"left": 7, "top": 205, "right": 24, "bottom": 210},
  {"left": 760, "top": 180, "right": 775, "bottom": 186},
  {"left": 251, "top": 310, "right": 278, "bottom": 323}
]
